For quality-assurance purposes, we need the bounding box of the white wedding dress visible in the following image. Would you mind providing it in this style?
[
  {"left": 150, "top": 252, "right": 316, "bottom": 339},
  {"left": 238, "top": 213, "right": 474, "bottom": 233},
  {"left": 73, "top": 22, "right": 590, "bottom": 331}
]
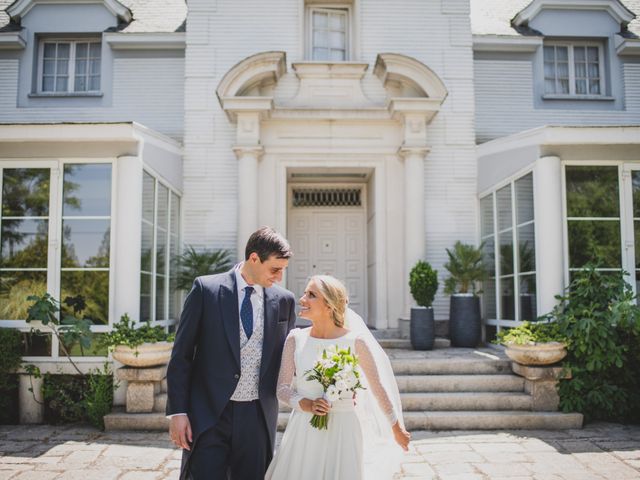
[{"left": 265, "top": 325, "right": 404, "bottom": 480}]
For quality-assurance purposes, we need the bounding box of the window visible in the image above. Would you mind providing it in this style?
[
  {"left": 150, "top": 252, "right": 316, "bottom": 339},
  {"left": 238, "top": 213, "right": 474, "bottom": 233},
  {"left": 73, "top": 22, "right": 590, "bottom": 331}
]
[
  {"left": 480, "top": 172, "right": 537, "bottom": 328},
  {"left": 60, "top": 164, "right": 112, "bottom": 325},
  {"left": 38, "top": 40, "right": 101, "bottom": 94},
  {"left": 565, "top": 166, "right": 620, "bottom": 282},
  {"left": 140, "top": 172, "right": 180, "bottom": 324},
  {"left": 0, "top": 168, "right": 50, "bottom": 321},
  {"left": 543, "top": 43, "right": 604, "bottom": 96},
  {"left": 308, "top": 7, "right": 349, "bottom": 61},
  {"left": 0, "top": 162, "right": 112, "bottom": 357}
]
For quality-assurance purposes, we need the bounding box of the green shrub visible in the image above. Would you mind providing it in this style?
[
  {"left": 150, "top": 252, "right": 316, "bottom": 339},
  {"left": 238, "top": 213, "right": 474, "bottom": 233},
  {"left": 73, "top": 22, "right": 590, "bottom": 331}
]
[
  {"left": 85, "top": 363, "right": 117, "bottom": 431},
  {"left": 0, "top": 329, "right": 23, "bottom": 424},
  {"left": 494, "top": 321, "right": 566, "bottom": 345},
  {"left": 43, "top": 374, "right": 88, "bottom": 424},
  {"left": 547, "top": 265, "right": 640, "bottom": 423},
  {"left": 98, "top": 313, "right": 175, "bottom": 352},
  {"left": 409, "top": 261, "right": 439, "bottom": 307}
]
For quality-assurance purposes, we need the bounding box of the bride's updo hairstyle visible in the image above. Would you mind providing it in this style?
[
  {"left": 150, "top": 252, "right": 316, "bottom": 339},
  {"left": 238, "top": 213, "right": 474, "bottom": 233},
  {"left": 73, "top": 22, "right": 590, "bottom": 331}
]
[{"left": 312, "top": 275, "right": 349, "bottom": 327}]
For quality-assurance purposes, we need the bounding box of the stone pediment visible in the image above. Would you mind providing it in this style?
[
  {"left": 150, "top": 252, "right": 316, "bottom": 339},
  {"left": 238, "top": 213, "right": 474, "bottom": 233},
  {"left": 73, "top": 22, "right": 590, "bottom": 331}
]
[{"left": 217, "top": 51, "right": 448, "bottom": 122}]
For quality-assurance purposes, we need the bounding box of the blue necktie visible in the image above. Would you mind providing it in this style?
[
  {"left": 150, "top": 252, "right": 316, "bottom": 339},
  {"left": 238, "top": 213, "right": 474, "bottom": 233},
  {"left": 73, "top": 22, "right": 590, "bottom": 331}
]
[{"left": 241, "top": 286, "right": 254, "bottom": 339}]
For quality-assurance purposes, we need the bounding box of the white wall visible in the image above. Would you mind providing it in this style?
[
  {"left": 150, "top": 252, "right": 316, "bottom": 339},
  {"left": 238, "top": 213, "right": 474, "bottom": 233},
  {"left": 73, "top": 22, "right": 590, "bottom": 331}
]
[
  {"left": 183, "top": 0, "right": 478, "bottom": 323},
  {"left": 474, "top": 58, "right": 640, "bottom": 143}
]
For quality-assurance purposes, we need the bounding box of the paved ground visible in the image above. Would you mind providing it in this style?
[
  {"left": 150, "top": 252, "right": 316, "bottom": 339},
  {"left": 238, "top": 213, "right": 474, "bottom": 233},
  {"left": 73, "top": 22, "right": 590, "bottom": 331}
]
[{"left": 0, "top": 422, "right": 638, "bottom": 479}]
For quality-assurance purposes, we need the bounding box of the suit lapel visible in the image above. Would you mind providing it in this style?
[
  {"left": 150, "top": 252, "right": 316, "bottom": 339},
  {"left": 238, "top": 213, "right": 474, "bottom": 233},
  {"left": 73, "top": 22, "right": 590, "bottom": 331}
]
[
  {"left": 219, "top": 270, "right": 241, "bottom": 371},
  {"left": 260, "top": 288, "right": 278, "bottom": 379}
]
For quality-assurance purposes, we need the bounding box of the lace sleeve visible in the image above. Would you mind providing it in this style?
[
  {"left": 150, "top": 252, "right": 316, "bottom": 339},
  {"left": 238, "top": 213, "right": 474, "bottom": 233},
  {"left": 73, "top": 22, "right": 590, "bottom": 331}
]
[
  {"left": 355, "top": 337, "right": 398, "bottom": 426},
  {"left": 276, "top": 333, "right": 304, "bottom": 412}
]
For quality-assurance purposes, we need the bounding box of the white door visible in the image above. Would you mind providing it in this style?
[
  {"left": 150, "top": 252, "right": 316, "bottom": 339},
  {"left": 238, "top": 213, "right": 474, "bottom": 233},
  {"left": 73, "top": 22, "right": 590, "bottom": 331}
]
[{"left": 287, "top": 185, "right": 367, "bottom": 319}]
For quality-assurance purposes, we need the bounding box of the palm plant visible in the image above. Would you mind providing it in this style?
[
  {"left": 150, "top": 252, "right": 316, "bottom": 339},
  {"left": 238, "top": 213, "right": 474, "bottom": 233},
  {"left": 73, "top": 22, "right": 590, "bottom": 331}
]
[
  {"left": 444, "top": 241, "right": 486, "bottom": 295},
  {"left": 176, "top": 246, "right": 233, "bottom": 290}
]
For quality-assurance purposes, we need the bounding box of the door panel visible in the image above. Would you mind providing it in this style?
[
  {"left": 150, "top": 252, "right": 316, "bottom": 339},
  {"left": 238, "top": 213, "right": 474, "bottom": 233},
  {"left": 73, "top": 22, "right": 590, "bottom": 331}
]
[{"left": 288, "top": 202, "right": 366, "bottom": 319}]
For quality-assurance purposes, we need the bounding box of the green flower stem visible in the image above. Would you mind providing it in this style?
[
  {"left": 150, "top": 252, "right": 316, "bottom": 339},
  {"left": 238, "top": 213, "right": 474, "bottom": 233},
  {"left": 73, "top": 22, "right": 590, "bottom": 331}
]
[{"left": 310, "top": 413, "right": 328, "bottom": 430}]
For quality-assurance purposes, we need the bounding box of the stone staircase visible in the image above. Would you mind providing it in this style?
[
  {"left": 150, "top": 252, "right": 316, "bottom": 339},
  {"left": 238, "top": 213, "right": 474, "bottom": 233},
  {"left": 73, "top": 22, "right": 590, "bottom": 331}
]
[
  {"left": 277, "top": 344, "right": 583, "bottom": 431},
  {"left": 105, "top": 339, "right": 582, "bottom": 432}
]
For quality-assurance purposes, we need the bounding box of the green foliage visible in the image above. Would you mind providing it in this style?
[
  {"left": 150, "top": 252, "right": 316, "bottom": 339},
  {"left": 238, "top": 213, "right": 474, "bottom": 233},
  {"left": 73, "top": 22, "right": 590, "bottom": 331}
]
[
  {"left": 0, "top": 329, "right": 23, "bottom": 424},
  {"left": 176, "top": 246, "right": 233, "bottom": 291},
  {"left": 26, "top": 293, "right": 94, "bottom": 374},
  {"left": 99, "top": 314, "right": 175, "bottom": 352},
  {"left": 494, "top": 321, "right": 566, "bottom": 346},
  {"left": 42, "top": 365, "right": 117, "bottom": 429},
  {"left": 547, "top": 265, "right": 640, "bottom": 423},
  {"left": 42, "top": 374, "right": 88, "bottom": 424},
  {"left": 409, "top": 261, "right": 439, "bottom": 307},
  {"left": 443, "top": 241, "right": 486, "bottom": 295},
  {"left": 85, "top": 363, "right": 118, "bottom": 431}
]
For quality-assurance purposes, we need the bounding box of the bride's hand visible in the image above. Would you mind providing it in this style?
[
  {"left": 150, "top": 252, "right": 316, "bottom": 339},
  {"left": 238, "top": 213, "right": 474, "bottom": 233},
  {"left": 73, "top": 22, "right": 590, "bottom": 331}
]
[
  {"left": 300, "top": 398, "right": 331, "bottom": 416},
  {"left": 392, "top": 422, "right": 410, "bottom": 451}
]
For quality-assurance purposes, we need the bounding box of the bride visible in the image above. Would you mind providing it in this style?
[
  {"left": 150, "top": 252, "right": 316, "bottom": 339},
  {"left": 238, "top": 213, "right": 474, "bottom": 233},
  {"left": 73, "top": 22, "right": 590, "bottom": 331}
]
[{"left": 265, "top": 275, "right": 410, "bottom": 480}]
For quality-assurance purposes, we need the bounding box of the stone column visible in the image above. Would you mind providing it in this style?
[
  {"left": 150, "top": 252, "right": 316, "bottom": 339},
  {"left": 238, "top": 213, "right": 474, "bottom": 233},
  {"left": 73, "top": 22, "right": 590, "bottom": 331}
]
[
  {"left": 233, "top": 145, "right": 264, "bottom": 260},
  {"left": 399, "top": 146, "right": 429, "bottom": 314},
  {"left": 19, "top": 374, "right": 44, "bottom": 424},
  {"left": 533, "top": 156, "right": 564, "bottom": 316},
  {"left": 114, "top": 155, "right": 143, "bottom": 321}
]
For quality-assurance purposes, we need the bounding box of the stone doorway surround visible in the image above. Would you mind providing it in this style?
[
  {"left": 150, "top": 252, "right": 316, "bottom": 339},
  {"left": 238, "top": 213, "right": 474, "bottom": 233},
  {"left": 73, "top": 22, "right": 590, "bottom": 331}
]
[{"left": 216, "top": 51, "right": 447, "bottom": 329}]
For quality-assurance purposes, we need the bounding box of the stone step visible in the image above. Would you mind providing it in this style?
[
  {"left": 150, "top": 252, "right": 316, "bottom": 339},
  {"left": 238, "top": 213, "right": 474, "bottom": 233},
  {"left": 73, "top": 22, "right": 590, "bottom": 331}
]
[
  {"left": 390, "top": 358, "right": 512, "bottom": 375},
  {"left": 378, "top": 338, "right": 450, "bottom": 349},
  {"left": 154, "top": 393, "right": 167, "bottom": 413},
  {"left": 395, "top": 374, "right": 524, "bottom": 393},
  {"left": 401, "top": 411, "right": 584, "bottom": 430},
  {"left": 104, "top": 410, "right": 169, "bottom": 431},
  {"left": 277, "top": 410, "right": 583, "bottom": 432},
  {"left": 400, "top": 392, "right": 532, "bottom": 411},
  {"left": 279, "top": 391, "right": 531, "bottom": 413}
]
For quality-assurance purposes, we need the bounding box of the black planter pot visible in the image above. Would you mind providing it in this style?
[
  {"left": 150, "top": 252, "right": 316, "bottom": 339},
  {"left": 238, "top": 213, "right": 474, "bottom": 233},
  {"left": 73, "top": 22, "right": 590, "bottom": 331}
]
[
  {"left": 410, "top": 306, "right": 435, "bottom": 350},
  {"left": 449, "top": 295, "right": 481, "bottom": 348}
]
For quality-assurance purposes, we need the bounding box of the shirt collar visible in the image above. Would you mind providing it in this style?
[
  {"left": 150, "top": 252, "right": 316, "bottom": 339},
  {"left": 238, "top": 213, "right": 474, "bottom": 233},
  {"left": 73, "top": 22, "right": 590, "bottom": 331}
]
[{"left": 235, "top": 262, "right": 264, "bottom": 298}]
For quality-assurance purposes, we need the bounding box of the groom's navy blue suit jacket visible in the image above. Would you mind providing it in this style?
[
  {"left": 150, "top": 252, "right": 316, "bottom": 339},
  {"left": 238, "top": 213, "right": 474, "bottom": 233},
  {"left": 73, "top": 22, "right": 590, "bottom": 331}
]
[{"left": 166, "top": 268, "right": 297, "bottom": 477}]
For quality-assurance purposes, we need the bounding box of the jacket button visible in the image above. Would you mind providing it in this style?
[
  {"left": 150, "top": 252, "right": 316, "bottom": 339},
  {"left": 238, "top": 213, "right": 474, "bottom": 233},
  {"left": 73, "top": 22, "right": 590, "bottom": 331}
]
[{"left": 234, "top": 374, "right": 240, "bottom": 379}]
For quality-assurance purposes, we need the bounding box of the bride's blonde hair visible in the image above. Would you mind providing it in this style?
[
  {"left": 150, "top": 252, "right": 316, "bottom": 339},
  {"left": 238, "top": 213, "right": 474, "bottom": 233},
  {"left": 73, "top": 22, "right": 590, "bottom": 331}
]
[{"left": 312, "top": 275, "right": 349, "bottom": 327}]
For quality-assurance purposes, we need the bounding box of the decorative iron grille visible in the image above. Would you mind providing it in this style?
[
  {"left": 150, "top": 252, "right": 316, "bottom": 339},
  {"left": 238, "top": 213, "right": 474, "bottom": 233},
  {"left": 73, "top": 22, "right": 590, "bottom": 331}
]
[{"left": 292, "top": 188, "right": 362, "bottom": 207}]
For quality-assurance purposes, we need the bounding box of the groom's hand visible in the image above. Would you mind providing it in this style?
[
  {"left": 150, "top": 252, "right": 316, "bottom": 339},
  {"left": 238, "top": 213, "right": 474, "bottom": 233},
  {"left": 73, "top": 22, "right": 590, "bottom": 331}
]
[{"left": 170, "top": 415, "right": 193, "bottom": 451}]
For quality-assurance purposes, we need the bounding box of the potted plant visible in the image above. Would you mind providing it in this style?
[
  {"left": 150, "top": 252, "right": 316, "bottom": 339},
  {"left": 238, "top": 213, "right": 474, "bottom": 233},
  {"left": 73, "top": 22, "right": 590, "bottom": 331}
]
[
  {"left": 495, "top": 321, "right": 568, "bottom": 366},
  {"left": 176, "top": 246, "right": 233, "bottom": 291},
  {"left": 408, "top": 260, "right": 439, "bottom": 350},
  {"left": 444, "top": 241, "right": 486, "bottom": 347},
  {"left": 99, "top": 314, "right": 175, "bottom": 368}
]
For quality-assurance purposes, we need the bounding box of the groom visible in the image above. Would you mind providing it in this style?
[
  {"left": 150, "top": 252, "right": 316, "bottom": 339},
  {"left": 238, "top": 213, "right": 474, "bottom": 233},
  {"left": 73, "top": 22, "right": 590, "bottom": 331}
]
[{"left": 166, "top": 226, "right": 297, "bottom": 479}]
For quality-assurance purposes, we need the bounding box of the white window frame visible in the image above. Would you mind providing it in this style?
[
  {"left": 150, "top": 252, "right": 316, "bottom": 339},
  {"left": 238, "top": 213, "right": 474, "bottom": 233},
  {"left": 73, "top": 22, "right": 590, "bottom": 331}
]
[
  {"left": 306, "top": 4, "right": 352, "bottom": 61},
  {"left": 561, "top": 161, "right": 626, "bottom": 290},
  {"left": 543, "top": 41, "right": 606, "bottom": 98},
  {"left": 479, "top": 167, "right": 537, "bottom": 333},
  {"left": 140, "top": 168, "right": 181, "bottom": 328},
  {"left": 36, "top": 38, "right": 102, "bottom": 95},
  {"left": 0, "top": 159, "right": 116, "bottom": 362}
]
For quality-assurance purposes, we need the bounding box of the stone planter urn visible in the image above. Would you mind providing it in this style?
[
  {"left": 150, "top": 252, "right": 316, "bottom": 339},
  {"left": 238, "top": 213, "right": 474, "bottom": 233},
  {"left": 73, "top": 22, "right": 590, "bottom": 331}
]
[
  {"left": 112, "top": 341, "right": 173, "bottom": 368},
  {"left": 504, "top": 342, "right": 567, "bottom": 366}
]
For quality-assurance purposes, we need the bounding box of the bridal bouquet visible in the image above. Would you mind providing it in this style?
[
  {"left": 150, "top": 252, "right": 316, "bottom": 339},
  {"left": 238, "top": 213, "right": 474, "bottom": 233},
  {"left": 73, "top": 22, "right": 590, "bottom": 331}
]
[{"left": 304, "top": 345, "right": 365, "bottom": 430}]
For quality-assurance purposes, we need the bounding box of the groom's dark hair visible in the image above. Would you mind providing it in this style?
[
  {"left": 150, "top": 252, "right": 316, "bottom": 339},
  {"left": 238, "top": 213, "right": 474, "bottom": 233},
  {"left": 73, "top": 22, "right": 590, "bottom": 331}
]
[{"left": 245, "top": 226, "right": 293, "bottom": 261}]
